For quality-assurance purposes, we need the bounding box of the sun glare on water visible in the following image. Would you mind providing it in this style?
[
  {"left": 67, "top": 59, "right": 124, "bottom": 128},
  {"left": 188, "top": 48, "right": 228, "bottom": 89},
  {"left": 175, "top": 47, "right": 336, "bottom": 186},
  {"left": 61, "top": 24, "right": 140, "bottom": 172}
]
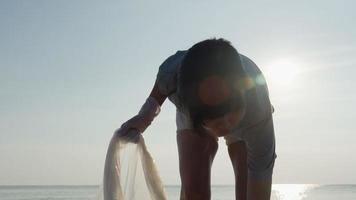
[{"left": 272, "top": 184, "right": 318, "bottom": 200}]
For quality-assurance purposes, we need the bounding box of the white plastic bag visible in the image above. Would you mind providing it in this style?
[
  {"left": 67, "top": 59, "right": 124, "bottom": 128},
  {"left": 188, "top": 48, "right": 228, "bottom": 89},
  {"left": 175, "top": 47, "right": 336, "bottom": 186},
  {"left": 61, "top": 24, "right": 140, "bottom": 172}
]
[{"left": 98, "top": 129, "right": 168, "bottom": 200}]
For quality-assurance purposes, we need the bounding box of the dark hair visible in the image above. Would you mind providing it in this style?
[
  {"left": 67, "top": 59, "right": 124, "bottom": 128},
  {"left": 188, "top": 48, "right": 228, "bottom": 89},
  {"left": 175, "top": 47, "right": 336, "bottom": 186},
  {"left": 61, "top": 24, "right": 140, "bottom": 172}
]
[{"left": 177, "top": 38, "right": 246, "bottom": 132}]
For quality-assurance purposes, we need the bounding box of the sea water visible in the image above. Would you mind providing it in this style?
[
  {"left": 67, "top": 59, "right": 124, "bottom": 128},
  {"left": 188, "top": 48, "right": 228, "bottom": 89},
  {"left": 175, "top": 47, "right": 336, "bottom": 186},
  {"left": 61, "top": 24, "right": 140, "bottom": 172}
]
[{"left": 0, "top": 185, "right": 355, "bottom": 200}]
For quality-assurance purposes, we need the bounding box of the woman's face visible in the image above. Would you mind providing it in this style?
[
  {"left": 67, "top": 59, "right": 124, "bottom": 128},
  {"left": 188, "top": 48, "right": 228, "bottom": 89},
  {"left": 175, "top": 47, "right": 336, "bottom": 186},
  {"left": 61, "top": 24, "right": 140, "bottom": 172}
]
[{"left": 202, "top": 108, "right": 245, "bottom": 137}]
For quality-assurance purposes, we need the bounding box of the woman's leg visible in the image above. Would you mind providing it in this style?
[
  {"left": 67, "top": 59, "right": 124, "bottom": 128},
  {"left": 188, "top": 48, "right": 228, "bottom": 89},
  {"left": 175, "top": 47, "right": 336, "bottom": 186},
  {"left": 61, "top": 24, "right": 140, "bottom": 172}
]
[
  {"left": 244, "top": 117, "right": 276, "bottom": 200},
  {"left": 228, "top": 141, "right": 248, "bottom": 200},
  {"left": 177, "top": 129, "right": 218, "bottom": 200},
  {"left": 227, "top": 135, "right": 273, "bottom": 200}
]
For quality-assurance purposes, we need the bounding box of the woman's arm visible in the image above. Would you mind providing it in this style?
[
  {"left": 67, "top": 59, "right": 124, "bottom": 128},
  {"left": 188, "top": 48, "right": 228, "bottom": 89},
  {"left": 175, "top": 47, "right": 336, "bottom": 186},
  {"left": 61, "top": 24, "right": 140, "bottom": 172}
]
[
  {"left": 116, "top": 81, "right": 168, "bottom": 138},
  {"left": 149, "top": 81, "right": 168, "bottom": 106}
]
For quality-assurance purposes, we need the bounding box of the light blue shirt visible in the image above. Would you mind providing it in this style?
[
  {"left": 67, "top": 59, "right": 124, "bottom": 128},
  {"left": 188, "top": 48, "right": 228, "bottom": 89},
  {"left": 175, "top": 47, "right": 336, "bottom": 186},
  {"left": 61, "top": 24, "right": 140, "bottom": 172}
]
[{"left": 155, "top": 50, "right": 273, "bottom": 130}]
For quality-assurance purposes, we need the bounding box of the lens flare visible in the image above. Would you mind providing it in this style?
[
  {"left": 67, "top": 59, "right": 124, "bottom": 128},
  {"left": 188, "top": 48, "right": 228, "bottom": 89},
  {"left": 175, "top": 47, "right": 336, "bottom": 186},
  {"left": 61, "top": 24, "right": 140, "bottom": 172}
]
[{"left": 198, "top": 75, "right": 230, "bottom": 106}]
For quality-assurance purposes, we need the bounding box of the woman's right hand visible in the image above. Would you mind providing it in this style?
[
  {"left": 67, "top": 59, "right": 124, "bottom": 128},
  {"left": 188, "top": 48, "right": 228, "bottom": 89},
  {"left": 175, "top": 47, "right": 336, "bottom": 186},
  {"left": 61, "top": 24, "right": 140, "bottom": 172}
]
[
  {"left": 119, "top": 114, "right": 150, "bottom": 133},
  {"left": 114, "top": 89, "right": 163, "bottom": 142},
  {"left": 115, "top": 96, "right": 161, "bottom": 138},
  {"left": 114, "top": 116, "right": 143, "bottom": 143}
]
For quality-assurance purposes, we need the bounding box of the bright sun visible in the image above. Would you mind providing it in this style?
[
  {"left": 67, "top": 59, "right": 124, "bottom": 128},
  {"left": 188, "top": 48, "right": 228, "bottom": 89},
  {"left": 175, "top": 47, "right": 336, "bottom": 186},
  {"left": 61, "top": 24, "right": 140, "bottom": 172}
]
[{"left": 264, "top": 59, "right": 300, "bottom": 87}]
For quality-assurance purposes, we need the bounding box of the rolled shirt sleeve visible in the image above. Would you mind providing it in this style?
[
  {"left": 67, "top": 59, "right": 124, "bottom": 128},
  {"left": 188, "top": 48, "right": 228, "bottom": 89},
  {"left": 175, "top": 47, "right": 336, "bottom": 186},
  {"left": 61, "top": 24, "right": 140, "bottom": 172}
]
[{"left": 155, "top": 50, "right": 187, "bottom": 96}]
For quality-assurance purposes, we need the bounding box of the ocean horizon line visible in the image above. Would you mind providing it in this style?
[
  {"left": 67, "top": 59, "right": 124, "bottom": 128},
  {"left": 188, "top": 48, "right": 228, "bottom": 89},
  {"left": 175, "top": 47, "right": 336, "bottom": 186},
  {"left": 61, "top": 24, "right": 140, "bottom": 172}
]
[{"left": 1, "top": 183, "right": 355, "bottom": 187}]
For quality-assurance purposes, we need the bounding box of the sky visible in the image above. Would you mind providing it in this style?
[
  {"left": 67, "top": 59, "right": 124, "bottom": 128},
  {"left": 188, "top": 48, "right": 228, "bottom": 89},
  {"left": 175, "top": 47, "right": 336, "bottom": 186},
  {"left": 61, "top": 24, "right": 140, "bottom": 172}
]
[{"left": 0, "top": 0, "right": 355, "bottom": 185}]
